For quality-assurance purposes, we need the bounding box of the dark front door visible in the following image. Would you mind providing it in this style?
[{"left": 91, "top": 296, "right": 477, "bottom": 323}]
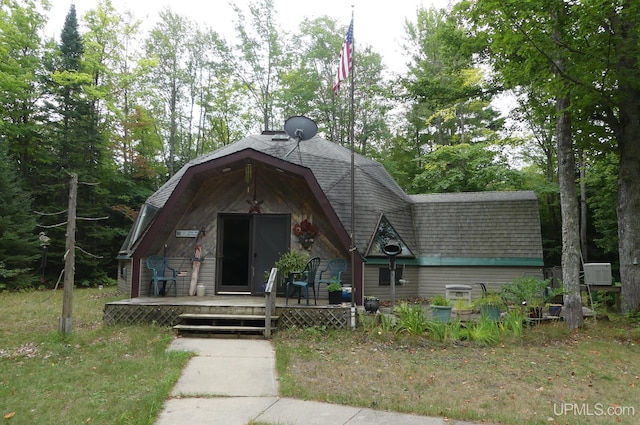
[
  {"left": 252, "top": 215, "right": 290, "bottom": 294},
  {"left": 217, "top": 214, "right": 289, "bottom": 295}
]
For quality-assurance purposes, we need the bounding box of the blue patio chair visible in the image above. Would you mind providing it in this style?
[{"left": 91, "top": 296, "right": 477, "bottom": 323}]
[
  {"left": 146, "top": 255, "right": 178, "bottom": 297},
  {"left": 317, "top": 258, "right": 347, "bottom": 298},
  {"left": 286, "top": 256, "right": 321, "bottom": 306}
]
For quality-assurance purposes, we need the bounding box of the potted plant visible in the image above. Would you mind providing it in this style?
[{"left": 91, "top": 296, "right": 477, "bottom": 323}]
[
  {"left": 548, "top": 303, "right": 562, "bottom": 317},
  {"left": 364, "top": 295, "right": 380, "bottom": 313},
  {"left": 327, "top": 280, "right": 343, "bottom": 305},
  {"left": 274, "top": 250, "right": 309, "bottom": 294},
  {"left": 501, "top": 276, "right": 564, "bottom": 318},
  {"left": 473, "top": 291, "right": 505, "bottom": 321},
  {"left": 430, "top": 295, "right": 452, "bottom": 323},
  {"left": 453, "top": 299, "right": 474, "bottom": 322}
]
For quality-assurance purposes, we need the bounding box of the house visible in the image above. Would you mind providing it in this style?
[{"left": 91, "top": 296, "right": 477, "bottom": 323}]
[{"left": 117, "top": 131, "right": 544, "bottom": 304}]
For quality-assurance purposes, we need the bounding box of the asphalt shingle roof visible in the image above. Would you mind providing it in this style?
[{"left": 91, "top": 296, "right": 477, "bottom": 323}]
[{"left": 142, "top": 134, "right": 542, "bottom": 260}]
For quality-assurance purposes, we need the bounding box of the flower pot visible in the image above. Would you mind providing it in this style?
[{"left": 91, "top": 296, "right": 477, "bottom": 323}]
[
  {"left": 529, "top": 306, "right": 543, "bottom": 319},
  {"left": 430, "top": 305, "right": 452, "bottom": 323},
  {"left": 364, "top": 298, "right": 380, "bottom": 313},
  {"left": 548, "top": 304, "right": 562, "bottom": 317},
  {"left": 328, "top": 291, "right": 343, "bottom": 305},
  {"left": 454, "top": 308, "right": 473, "bottom": 322},
  {"left": 480, "top": 305, "right": 501, "bottom": 321}
]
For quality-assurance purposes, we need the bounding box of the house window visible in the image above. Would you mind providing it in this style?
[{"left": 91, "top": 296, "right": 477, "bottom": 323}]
[{"left": 378, "top": 267, "right": 403, "bottom": 286}]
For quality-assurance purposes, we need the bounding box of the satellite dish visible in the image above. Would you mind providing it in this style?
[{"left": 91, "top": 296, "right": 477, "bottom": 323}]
[
  {"left": 284, "top": 116, "right": 318, "bottom": 141},
  {"left": 283, "top": 116, "right": 317, "bottom": 159}
]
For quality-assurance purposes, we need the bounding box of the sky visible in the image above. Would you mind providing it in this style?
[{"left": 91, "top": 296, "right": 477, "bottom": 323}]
[{"left": 46, "top": 0, "right": 453, "bottom": 74}]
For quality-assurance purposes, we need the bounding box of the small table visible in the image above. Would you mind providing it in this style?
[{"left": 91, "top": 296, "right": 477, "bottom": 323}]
[{"left": 580, "top": 284, "right": 621, "bottom": 312}]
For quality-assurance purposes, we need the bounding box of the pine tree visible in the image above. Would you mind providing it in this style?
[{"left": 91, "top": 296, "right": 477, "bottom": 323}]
[{"left": 0, "top": 143, "right": 38, "bottom": 290}]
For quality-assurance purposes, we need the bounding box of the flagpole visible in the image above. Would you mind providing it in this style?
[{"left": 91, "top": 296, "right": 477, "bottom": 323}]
[{"left": 349, "top": 8, "right": 356, "bottom": 311}]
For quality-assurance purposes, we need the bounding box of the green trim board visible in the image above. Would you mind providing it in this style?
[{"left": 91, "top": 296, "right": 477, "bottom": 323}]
[{"left": 365, "top": 256, "right": 544, "bottom": 267}]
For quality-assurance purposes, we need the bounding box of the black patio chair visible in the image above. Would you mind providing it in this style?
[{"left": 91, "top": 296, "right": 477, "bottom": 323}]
[
  {"left": 146, "top": 255, "right": 178, "bottom": 297},
  {"left": 286, "top": 256, "right": 321, "bottom": 306}
]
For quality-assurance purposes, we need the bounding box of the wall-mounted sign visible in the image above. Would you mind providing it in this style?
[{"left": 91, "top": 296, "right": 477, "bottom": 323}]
[{"left": 176, "top": 230, "right": 200, "bottom": 238}]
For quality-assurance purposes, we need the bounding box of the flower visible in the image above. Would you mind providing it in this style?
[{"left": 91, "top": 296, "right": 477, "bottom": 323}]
[
  {"left": 292, "top": 219, "right": 318, "bottom": 249},
  {"left": 292, "top": 219, "right": 317, "bottom": 238}
]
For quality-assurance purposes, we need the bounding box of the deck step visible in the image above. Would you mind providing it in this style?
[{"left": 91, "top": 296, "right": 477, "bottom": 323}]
[
  {"left": 178, "top": 313, "right": 279, "bottom": 320},
  {"left": 174, "top": 312, "right": 278, "bottom": 337},
  {"left": 173, "top": 324, "right": 266, "bottom": 332}
]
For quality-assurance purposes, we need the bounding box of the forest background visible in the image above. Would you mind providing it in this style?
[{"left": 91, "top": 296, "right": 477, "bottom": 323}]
[{"left": 1, "top": 0, "right": 637, "bottom": 315}]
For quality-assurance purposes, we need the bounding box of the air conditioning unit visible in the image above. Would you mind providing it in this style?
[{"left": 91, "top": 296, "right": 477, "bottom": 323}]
[{"left": 583, "top": 263, "right": 612, "bottom": 286}]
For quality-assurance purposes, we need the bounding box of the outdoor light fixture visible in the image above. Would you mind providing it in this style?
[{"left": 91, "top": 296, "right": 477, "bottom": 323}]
[{"left": 382, "top": 239, "right": 402, "bottom": 309}]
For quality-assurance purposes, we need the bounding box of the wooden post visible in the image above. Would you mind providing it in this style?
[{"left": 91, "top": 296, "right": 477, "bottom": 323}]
[
  {"left": 59, "top": 173, "right": 77, "bottom": 335},
  {"left": 264, "top": 268, "right": 278, "bottom": 338}
]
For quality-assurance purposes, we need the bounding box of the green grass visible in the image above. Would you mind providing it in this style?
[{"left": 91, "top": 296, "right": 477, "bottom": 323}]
[
  {"left": 274, "top": 318, "right": 640, "bottom": 425},
  {"left": 0, "top": 288, "right": 191, "bottom": 425},
  {"left": 2, "top": 289, "right": 639, "bottom": 425}
]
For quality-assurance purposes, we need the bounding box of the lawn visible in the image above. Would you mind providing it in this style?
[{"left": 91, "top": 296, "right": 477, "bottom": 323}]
[
  {"left": 0, "top": 288, "right": 191, "bottom": 425},
  {"left": 1, "top": 289, "right": 639, "bottom": 425},
  {"left": 274, "top": 313, "right": 640, "bottom": 425}
]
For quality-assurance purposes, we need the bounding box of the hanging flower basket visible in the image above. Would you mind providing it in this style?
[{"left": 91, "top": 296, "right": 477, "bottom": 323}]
[{"left": 292, "top": 219, "right": 318, "bottom": 250}]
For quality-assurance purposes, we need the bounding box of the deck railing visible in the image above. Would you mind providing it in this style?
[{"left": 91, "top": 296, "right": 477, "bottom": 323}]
[{"left": 263, "top": 268, "right": 278, "bottom": 338}]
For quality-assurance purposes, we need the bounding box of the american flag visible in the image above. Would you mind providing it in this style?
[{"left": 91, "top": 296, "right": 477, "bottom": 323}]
[{"left": 333, "top": 17, "right": 353, "bottom": 95}]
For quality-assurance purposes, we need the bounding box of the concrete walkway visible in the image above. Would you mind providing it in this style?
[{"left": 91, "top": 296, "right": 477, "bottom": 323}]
[{"left": 155, "top": 338, "right": 483, "bottom": 425}]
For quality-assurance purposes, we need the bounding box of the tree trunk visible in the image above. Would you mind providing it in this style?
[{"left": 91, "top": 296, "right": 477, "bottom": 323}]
[
  {"left": 552, "top": 1, "right": 583, "bottom": 329},
  {"left": 617, "top": 90, "right": 640, "bottom": 313},
  {"left": 557, "top": 96, "right": 583, "bottom": 329},
  {"left": 59, "top": 173, "right": 77, "bottom": 335},
  {"left": 614, "top": 5, "right": 640, "bottom": 313}
]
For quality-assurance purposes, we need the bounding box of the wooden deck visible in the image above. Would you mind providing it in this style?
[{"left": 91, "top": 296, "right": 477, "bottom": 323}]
[
  {"left": 106, "top": 294, "right": 334, "bottom": 308},
  {"left": 103, "top": 295, "right": 355, "bottom": 334}
]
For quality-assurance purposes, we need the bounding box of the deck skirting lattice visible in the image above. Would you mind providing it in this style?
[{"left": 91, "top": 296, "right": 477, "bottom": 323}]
[
  {"left": 103, "top": 304, "right": 184, "bottom": 327},
  {"left": 278, "top": 306, "right": 350, "bottom": 329},
  {"left": 103, "top": 298, "right": 352, "bottom": 331}
]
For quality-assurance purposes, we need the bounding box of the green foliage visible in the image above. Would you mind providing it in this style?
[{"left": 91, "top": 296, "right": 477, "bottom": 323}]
[
  {"left": 499, "top": 309, "right": 524, "bottom": 337},
  {"left": 402, "top": 7, "right": 503, "bottom": 150},
  {"left": 430, "top": 295, "right": 452, "bottom": 306},
  {"left": 585, "top": 152, "right": 619, "bottom": 255},
  {"left": 501, "top": 276, "right": 562, "bottom": 308},
  {"left": 59, "top": 4, "right": 83, "bottom": 70},
  {"left": 410, "top": 143, "right": 525, "bottom": 194},
  {"left": 274, "top": 250, "right": 309, "bottom": 283},
  {"left": 394, "top": 303, "right": 429, "bottom": 335},
  {"left": 229, "top": 0, "right": 284, "bottom": 132},
  {"left": 461, "top": 315, "right": 500, "bottom": 345},
  {"left": 453, "top": 299, "right": 473, "bottom": 311},
  {"left": 472, "top": 291, "right": 505, "bottom": 309},
  {"left": 424, "top": 319, "right": 447, "bottom": 341},
  {"left": 326, "top": 281, "right": 342, "bottom": 292},
  {"left": 0, "top": 144, "right": 38, "bottom": 289}
]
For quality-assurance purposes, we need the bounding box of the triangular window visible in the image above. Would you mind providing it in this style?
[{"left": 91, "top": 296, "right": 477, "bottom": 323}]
[{"left": 366, "top": 214, "right": 414, "bottom": 257}]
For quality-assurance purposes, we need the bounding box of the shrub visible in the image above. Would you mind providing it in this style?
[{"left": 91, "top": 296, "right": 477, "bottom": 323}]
[{"left": 394, "top": 302, "right": 429, "bottom": 335}]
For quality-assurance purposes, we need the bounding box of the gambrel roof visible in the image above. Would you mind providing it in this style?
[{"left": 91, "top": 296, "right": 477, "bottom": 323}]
[
  {"left": 145, "top": 132, "right": 415, "bottom": 257},
  {"left": 130, "top": 132, "right": 543, "bottom": 265}
]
